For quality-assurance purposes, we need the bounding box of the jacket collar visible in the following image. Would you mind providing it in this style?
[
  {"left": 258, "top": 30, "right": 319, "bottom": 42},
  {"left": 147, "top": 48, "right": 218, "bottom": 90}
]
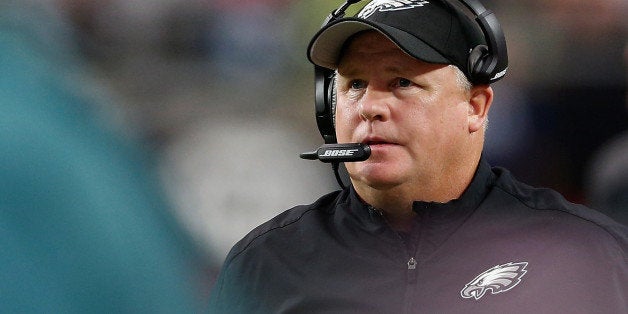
[
  {"left": 411, "top": 158, "right": 495, "bottom": 220},
  {"left": 343, "top": 158, "right": 495, "bottom": 229}
]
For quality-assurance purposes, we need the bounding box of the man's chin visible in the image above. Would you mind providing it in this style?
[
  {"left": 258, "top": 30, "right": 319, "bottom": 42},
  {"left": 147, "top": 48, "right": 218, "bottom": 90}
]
[{"left": 349, "top": 166, "right": 403, "bottom": 190}]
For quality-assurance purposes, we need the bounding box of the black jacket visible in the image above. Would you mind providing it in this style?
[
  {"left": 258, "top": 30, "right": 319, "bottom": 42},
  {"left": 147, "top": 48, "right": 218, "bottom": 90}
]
[{"left": 209, "top": 161, "right": 628, "bottom": 313}]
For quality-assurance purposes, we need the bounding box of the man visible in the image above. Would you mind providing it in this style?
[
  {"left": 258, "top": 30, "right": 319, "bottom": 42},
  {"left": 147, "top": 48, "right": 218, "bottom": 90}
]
[{"left": 208, "top": 0, "right": 628, "bottom": 313}]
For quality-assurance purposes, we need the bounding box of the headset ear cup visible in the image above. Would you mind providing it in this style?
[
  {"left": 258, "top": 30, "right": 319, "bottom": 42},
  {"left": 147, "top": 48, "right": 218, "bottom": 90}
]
[
  {"left": 468, "top": 44, "right": 490, "bottom": 83},
  {"left": 328, "top": 75, "right": 337, "bottom": 129},
  {"left": 314, "top": 67, "right": 337, "bottom": 143}
]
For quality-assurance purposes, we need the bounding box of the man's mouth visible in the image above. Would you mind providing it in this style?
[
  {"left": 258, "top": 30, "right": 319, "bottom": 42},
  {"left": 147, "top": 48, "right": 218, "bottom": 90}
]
[{"left": 362, "top": 137, "right": 396, "bottom": 146}]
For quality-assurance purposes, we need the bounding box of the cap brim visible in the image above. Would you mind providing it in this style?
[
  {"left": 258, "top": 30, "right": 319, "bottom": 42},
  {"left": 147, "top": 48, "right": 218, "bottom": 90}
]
[{"left": 308, "top": 18, "right": 450, "bottom": 69}]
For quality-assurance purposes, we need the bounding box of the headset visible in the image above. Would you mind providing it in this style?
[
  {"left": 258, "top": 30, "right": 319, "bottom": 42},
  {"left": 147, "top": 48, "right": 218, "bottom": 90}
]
[{"left": 313, "top": 0, "right": 508, "bottom": 144}]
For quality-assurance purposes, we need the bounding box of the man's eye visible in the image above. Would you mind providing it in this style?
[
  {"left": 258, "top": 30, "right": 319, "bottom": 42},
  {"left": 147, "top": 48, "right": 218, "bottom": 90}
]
[
  {"left": 397, "top": 78, "right": 413, "bottom": 88},
  {"left": 350, "top": 80, "right": 366, "bottom": 89}
]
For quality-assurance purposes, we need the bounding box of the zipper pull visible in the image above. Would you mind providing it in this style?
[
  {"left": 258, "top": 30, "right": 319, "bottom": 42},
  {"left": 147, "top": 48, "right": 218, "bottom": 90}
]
[{"left": 407, "top": 257, "right": 417, "bottom": 270}]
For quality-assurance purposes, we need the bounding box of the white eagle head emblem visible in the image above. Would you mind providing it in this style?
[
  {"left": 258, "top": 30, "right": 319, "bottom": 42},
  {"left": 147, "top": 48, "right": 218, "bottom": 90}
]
[
  {"left": 358, "top": 0, "right": 430, "bottom": 19},
  {"left": 460, "top": 262, "right": 528, "bottom": 300}
]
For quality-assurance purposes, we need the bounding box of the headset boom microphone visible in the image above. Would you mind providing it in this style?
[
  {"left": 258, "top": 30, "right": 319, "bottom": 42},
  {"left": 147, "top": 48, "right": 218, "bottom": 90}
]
[{"left": 300, "top": 143, "right": 371, "bottom": 163}]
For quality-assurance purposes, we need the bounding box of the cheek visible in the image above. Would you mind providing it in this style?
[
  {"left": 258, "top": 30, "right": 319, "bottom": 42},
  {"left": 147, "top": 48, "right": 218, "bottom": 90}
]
[
  {"left": 405, "top": 102, "right": 466, "bottom": 146},
  {"left": 433, "top": 104, "right": 471, "bottom": 148},
  {"left": 334, "top": 103, "right": 359, "bottom": 140},
  {"left": 448, "top": 102, "right": 471, "bottom": 132}
]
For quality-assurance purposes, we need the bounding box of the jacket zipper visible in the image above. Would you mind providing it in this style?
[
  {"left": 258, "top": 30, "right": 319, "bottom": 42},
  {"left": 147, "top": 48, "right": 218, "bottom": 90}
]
[
  {"left": 370, "top": 206, "right": 419, "bottom": 313},
  {"left": 407, "top": 257, "right": 417, "bottom": 269},
  {"left": 370, "top": 206, "right": 419, "bottom": 269}
]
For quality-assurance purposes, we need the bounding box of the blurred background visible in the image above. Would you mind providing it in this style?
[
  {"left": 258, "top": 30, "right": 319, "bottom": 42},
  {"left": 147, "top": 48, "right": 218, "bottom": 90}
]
[{"left": 2, "top": 0, "right": 626, "bottom": 307}]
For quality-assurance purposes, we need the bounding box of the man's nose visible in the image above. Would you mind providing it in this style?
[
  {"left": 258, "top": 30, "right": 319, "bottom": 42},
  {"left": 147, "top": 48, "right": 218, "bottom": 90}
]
[{"left": 358, "top": 88, "right": 390, "bottom": 122}]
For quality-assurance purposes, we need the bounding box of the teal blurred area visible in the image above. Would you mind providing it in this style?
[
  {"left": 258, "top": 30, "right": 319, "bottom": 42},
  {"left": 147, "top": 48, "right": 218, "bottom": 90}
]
[{"left": 1, "top": 1, "right": 208, "bottom": 311}]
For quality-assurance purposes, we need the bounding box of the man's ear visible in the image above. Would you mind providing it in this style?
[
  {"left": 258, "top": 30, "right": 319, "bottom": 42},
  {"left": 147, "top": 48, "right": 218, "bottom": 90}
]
[{"left": 468, "top": 85, "right": 493, "bottom": 133}]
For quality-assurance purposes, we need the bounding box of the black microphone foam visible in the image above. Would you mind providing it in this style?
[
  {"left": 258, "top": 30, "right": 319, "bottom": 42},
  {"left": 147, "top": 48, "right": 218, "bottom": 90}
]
[{"left": 300, "top": 143, "right": 371, "bottom": 163}]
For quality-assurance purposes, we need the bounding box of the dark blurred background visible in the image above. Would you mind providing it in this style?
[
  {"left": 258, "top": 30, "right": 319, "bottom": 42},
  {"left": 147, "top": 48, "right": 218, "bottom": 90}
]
[{"left": 2, "top": 0, "right": 626, "bottom": 303}]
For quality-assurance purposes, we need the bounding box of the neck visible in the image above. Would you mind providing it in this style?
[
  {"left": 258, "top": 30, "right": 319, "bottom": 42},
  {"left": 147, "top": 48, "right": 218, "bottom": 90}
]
[{"left": 353, "top": 156, "right": 481, "bottom": 231}]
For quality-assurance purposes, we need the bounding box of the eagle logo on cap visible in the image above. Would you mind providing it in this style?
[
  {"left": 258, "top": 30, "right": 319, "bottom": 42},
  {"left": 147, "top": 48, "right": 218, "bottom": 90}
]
[
  {"left": 358, "top": 0, "right": 430, "bottom": 19},
  {"left": 460, "top": 262, "right": 528, "bottom": 300}
]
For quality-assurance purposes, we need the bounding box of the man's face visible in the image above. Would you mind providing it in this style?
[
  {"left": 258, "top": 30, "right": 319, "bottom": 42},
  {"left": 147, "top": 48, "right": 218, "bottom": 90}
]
[{"left": 335, "top": 31, "right": 475, "bottom": 191}]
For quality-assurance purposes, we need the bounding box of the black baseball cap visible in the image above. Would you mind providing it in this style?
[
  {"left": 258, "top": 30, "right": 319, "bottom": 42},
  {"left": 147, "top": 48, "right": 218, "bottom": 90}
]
[{"left": 307, "top": 0, "right": 486, "bottom": 79}]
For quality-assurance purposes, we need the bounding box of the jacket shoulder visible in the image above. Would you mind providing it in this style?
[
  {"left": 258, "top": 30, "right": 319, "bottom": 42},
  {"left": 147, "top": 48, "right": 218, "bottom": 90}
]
[
  {"left": 491, "top": 167, "right": 628, "bottom": 248},
  {"left": 224, "top": 190, "right": 343, "bottom": 264}
]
